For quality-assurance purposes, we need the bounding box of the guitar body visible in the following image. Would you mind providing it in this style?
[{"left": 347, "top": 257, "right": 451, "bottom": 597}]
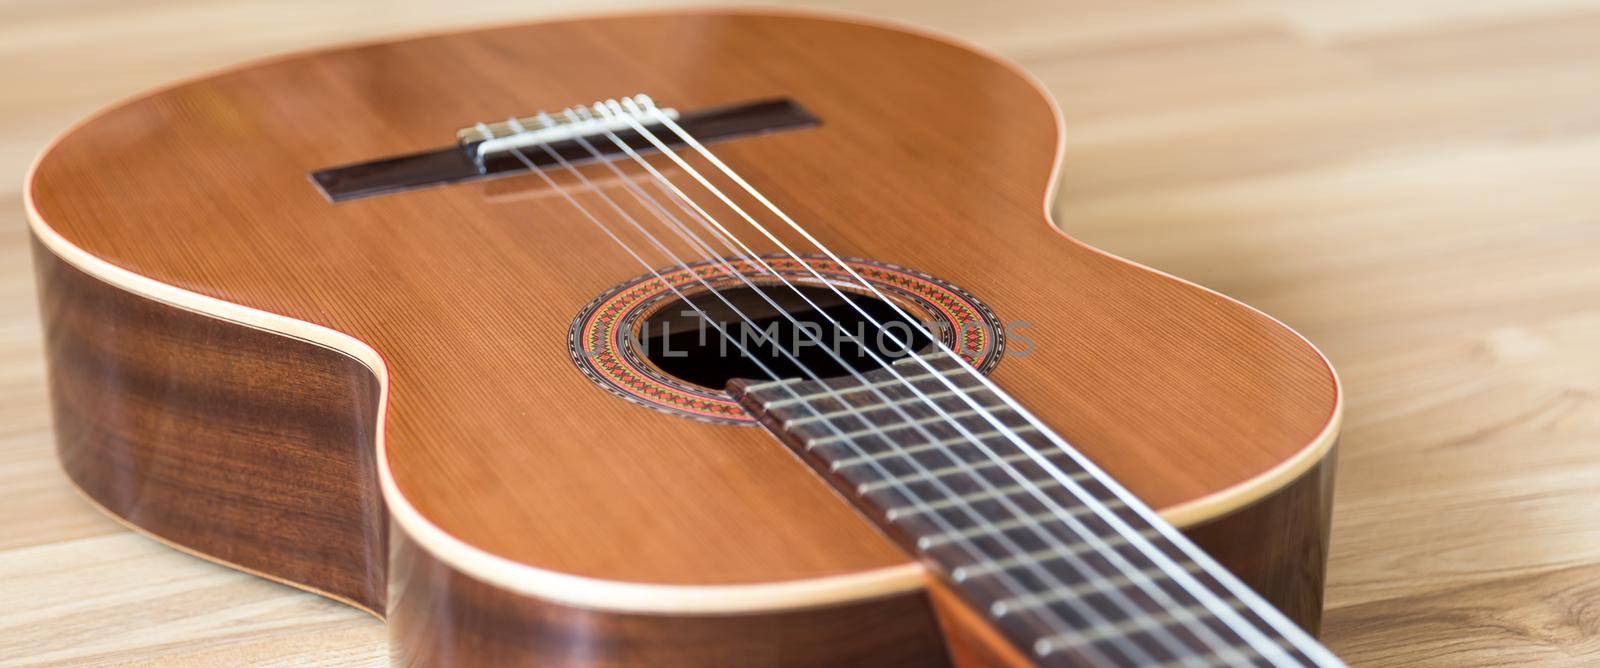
[{"left": 28, "top": 9, "right": 1340, "bottom": 666}]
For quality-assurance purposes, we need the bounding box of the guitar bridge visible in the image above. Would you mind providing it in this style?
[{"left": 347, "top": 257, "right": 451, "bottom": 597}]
[{"left": 310, "top": 96, "right": 818, "bottom": 203}]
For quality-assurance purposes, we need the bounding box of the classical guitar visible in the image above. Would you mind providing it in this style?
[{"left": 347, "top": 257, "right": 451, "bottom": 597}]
[{"left": 27, "top": 9, "right": 1343, "bottom": 667}]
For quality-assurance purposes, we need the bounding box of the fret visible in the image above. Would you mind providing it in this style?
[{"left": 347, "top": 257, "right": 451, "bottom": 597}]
[
  {"left": 727, "top": 354, "right": 1337, "bottom": 668},
  {"left": 1032, "top": 599, "right": 1252, "bottom": 658},
  {"left": 914, "top": 501, "right": 1120, "bottom": 550},
  {"left": 990, "top": 560, "right": 1209, "bottom": 617},
  {"left": 784, "top": 387, "right": 981, "bottom": 427},
  {"left": 948, "top": 527, "right": 1164, "bottom": 581},
  {"left": 757, "top": 365, "right": 971, "bottom": 409},
  {"left": 827, "top": 426, "right": 1038, "bottom": 468},
  {"left": 803, "top": 406, "right": 1018, "bottom": 448},
  {"left": 742, "top": 375, "right": 806, "bottom": 392},
  {"left": 888, "top": 471, "right": 1084, "bottom": 520},
  {"left": 1147, "top": 638, "right": 1302, "bottom": 668},
  {"left": 845, "top": 439, "right": 1054, "bottom": 485}
]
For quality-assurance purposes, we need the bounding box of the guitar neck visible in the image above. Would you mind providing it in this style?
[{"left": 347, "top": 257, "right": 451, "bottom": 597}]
[{"left": 731, "top": 351, "right": 1338, "bottom": 666}]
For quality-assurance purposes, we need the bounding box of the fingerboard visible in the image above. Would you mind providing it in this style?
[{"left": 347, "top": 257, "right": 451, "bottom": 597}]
[{"left": 730, "top": 351, "right": 1336, "bottom": 667}]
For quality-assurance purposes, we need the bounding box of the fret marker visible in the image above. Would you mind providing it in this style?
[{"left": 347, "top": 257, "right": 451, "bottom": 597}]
[{"left": 1033, "top": 639, "right": 1054, "bottom": 657}]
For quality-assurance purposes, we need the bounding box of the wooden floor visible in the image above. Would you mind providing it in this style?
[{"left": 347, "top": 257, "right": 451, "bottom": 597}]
[{"left": 2, "top": 1, "right": 1597, "bottom": 665}]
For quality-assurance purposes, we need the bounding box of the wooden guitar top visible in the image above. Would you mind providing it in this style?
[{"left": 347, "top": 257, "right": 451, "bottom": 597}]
[{"left": 27, "top": 10, "right": 1339, "bottom": 612}]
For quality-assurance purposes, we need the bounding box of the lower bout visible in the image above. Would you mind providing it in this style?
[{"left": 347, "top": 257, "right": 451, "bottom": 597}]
[
  {"left": 34, "top": 236, "right": 1336, "bottom": 663},
  {"left": 387, "top": 528, "right": 950, "bottom": 666},
  {"left": 388, "top": 453, "right": 1337, "bottom": 666}
]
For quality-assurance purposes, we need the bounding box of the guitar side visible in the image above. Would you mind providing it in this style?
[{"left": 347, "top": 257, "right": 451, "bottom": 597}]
[{"left": 34, "top": 226, "right": 959, "bottom": 664}]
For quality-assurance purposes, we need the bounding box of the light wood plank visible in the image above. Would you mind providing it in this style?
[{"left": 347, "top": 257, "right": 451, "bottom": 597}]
[{"left": 3, "top": 1, "right": 1597, "bottom": 665}]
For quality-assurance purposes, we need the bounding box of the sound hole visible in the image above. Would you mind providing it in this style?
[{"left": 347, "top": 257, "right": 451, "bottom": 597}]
[{"left": 638, "top": 285, "right": 933, "bottom": 389}]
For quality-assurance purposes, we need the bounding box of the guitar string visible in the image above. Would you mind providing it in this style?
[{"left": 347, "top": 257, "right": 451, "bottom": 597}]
[
  {"left": 553, "top": 109, "right": 1225, "bottom": 664},
  {"left": 611, "top": 95, "right": 1337, "bottom": 668},
  {"left": 540, "top": 111, "right": 752, "bottom": 284},
  {"left": 602, "top": 97, "right": 1283, "bottom": 663},
  {"left": 543, "top": 109, "right": 1196, "bottom": 665},
  {"left": 487, "top": 120, "right": 1148, "bottom": 666},
  {"left": 623, "top": 94, "right": 1339, "bottom": 666},
  {"left": 530, "top": 101, "right": 1301, "bottom": 663},
  {"left": 594, "top": 98, "right": 1268, "bottom": 663},
  {"left": 525, "top": 113, "right": 1196, "bottom": 666},
  {"left": 491, "top": 97, "right": 1324, "bottom": 664}
]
